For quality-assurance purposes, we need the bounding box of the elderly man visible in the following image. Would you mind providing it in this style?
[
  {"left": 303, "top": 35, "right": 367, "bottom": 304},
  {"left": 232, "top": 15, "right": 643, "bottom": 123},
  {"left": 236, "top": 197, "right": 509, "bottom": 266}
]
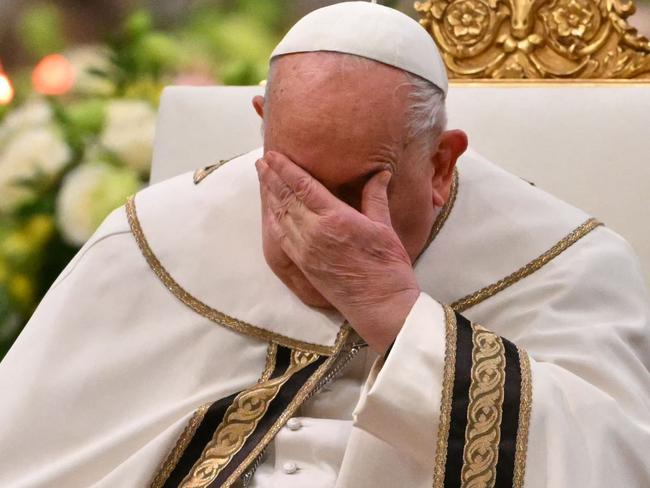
[{"left": 1, "top": 2, "right": 649, "bottom": 487}]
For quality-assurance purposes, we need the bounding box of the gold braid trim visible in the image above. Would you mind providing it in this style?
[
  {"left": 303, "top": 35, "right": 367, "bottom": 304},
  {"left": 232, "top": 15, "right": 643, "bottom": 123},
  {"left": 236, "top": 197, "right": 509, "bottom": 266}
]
[
  {"left": 221, "top": 326, "right": 352, "bottom": 488},
  {"left": 193, "top": 164, "right": 222, "bottom": 185},
  {"left": 179, "top": 349, "right": 322, "bottom": 487},
  {"left": 417, "top": 169, "right": 459, "bottom": 263},
  {"left": 433, "top": 306, "right": 458, "bottom": 488},
  {"left": 259, "top": 342, "right": 278, "bottom": 383},
  {"left": 150, "top": 341, "right": 278, "bottom": 487},
  {"left": 461, "top": 324, "right": 506, "bottom": 487},
  {"left": 150, "top": 403, "right": 210, "bottom": 488},
  {"left": 451, "top": 218, "right": 603, "bottom": 312},
  {"left": 125, "top": 196, "right": 337, "bottom": 356},
  {"left": 513, "top": 347, "right": 532, "bottom": 488},
  {"left": 193, "top": 154, "right": 243, "bottom": 185}
]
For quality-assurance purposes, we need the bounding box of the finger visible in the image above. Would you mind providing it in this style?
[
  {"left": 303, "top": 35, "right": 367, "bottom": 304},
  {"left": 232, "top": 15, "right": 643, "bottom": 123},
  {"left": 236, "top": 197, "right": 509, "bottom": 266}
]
[
  {"left": 361, "top": 170, "right": 392, "bottom": 226},
  {"left": 264, "top": 182, "right": 311, "bottom": 232},
  {"left": 257, "top": 158, "right": 295, "bottom": 207},
  {"left": 265, "top": 202, "right": 306, "bottom": 265},
  {"left": 259, "top": 158, "right": 318, "bottom": 226},
  {"left": 265, "top": 151, "right": 339, "bottom": 213}
]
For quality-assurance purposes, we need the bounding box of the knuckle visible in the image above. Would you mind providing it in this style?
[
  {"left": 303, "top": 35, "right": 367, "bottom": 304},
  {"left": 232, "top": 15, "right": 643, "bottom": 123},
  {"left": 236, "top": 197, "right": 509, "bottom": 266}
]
[
  {"left": 294, "top": 177, "right": 312, "bottom": 200},
  {"left": 278, "top": 186, "right": 293, "bottom": 204},
  {"left": 321, "top": 211, "right": 346, "bottom": 230}
]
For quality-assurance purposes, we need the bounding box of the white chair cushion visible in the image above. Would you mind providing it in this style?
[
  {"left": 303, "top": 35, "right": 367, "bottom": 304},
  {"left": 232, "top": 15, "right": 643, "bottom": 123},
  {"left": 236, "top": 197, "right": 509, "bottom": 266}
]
[{"left": 151, "top": 84, "right": 650, "bottom": 284}]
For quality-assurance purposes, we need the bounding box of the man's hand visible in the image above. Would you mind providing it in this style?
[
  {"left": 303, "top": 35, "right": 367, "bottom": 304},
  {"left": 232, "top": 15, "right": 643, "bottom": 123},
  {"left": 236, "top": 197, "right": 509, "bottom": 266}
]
[{"left": 256, "top": 151, "right": 421, "bottom": 354}]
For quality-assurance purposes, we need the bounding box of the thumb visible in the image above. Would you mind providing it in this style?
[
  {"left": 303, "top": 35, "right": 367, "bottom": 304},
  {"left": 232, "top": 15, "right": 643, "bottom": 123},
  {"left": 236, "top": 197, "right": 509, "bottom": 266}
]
[{"left": 361, "top": 170, "right": 392, "bottom": 226}]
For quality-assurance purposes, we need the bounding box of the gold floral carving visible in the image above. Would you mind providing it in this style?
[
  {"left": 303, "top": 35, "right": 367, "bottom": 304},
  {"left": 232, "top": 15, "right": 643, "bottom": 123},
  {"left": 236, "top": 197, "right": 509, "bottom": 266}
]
[
  {"left": 461, "top": 324, "right": 506, "bottom": 487},
  {"left": 179, "top": 349, "right": 321, "bottom": 488},
  {"left": 415, "top": 0, "right": 650, "bottom": 78}
]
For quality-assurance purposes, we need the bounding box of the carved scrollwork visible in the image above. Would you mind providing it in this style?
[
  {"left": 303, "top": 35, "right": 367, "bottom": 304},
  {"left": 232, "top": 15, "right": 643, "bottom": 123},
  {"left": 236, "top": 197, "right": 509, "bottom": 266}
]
[{"left": 415, "top": 0, "right": 650, "bottom": 78}]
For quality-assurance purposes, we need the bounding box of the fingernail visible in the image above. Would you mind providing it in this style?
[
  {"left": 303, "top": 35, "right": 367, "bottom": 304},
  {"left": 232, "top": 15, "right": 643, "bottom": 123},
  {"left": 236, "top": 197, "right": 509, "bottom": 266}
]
[{"left": 381, "top": 170, "right": 392, "bottom": 185}]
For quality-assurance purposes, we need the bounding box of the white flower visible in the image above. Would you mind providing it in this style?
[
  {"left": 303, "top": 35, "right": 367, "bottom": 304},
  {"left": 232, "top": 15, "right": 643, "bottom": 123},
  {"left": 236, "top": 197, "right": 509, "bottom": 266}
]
[
  {"left": 56, "top": 162, "right": 141, "bottom": 246},
  {"left": 64, "top": 45, "right": 114, "bottom": 96},
  {"left": 100, "top": 100, "right": 156, "bottom": 174},
  {"left": 0, "top": 126, "right": 70, "bottom": 211},
  {"left": 0, "top": 99, "right": 52, "bottom": 149}
]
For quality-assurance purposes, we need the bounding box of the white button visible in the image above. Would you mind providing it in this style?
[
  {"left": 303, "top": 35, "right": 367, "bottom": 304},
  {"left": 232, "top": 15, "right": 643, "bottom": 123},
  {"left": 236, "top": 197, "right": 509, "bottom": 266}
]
[
  {"left": 282, "top": 461, "right": 298, "bottom": 474},
  {"left": 286, "top": 418, "right": 302, "bottom": 431}
]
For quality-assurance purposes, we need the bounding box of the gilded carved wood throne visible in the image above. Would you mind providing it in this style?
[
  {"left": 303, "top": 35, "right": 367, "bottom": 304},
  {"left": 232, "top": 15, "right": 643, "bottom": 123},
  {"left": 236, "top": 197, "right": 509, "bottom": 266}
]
[{"left": 414, "top": 0, "right": 650, "bottom": 78}]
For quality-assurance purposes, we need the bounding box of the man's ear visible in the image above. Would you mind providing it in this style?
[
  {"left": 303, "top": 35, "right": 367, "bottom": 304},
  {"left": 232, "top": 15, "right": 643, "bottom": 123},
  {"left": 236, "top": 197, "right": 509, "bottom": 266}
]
[
  {"left": 431, "top": 129, "right": 468, "bottom": 207},
  {"left": 252, "top": 95, "right": 265, "bottom": 119}
]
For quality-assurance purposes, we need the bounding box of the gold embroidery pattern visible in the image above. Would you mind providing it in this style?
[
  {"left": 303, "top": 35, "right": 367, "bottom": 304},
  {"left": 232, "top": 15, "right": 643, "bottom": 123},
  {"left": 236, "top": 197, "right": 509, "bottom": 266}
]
[
  {"left": 221, "top": 326, "right": 351, "bottom": 488},
  {"left": 179, "top": 350, "right": 321, "bottom": 487},
  {"left": 451, "top": 218, "right": 602, "bottom": 312},
  {"left": 433, "top": 306, "right": 458, "bottom": 488},
  {"left": 125, "top": 196, "right": 337, "bottom": 356},
  {"left": 150, "top": 403, "right": 210, "bottom": 488},
  {"left": 461, "top": 324, "right": 506, "bottom": 488},
  {"left": 513, "top": 347, "right": 532, "bottom": 488},
  {"left": 193, "top": 154, "right": 244, "bottom": 184},
  {"left": 193, "top": 164, "right": 220, "bottom": 185},
  {"left": 150, "top": 342, "right": 279, "bottom": 487}
]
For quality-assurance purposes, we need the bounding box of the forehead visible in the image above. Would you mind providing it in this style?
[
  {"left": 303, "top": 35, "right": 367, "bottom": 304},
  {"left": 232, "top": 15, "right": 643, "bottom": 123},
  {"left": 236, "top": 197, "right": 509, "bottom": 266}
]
[{"left": 265, "top": 53, "right": 411, "bottom": 186}]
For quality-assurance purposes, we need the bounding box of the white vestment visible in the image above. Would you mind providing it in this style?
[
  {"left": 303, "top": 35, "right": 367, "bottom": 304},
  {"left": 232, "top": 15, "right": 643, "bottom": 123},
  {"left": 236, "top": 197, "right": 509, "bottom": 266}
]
[{"left": 0, "top": 148, "right": 648, "bottom": 488}]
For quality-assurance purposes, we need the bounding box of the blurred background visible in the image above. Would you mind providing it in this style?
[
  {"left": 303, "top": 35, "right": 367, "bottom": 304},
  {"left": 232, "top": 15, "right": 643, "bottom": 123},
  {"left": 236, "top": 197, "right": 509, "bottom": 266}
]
[{"left": 0, "top": 0, "right": 649, "bottom": 359}]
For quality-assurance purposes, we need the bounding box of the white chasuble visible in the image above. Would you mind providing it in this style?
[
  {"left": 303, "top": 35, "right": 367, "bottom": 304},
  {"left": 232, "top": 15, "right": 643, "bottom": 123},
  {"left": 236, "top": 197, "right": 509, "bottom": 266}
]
[{"left": 0, "top": 148, "right": 648, "bottom": 488}]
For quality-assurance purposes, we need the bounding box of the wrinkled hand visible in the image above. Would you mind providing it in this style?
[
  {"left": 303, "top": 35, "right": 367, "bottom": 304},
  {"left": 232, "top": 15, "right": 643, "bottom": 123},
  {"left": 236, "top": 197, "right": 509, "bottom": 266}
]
[{"left": 256, "top": 151, "right": 421, "bottom": 353}]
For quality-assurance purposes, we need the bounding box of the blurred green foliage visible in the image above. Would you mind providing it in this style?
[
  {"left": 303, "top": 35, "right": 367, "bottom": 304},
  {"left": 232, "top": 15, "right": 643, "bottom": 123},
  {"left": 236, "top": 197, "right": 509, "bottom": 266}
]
[
  {"left": 19, "top": 4, "right": 67, "bottom": 59},
  {"left": 0, "top": 1, "right": 293, "bottom": 359}
]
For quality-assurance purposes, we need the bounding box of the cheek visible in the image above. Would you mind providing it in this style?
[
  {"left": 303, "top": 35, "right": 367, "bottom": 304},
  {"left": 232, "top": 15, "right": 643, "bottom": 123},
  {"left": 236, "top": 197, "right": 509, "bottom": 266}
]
[{"left": 387, "top": 180, "right": 432, "bottom": 235}]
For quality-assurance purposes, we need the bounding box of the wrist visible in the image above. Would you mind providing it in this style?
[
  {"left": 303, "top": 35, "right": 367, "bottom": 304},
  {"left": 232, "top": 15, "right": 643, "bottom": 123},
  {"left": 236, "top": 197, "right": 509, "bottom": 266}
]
[{"left": 348, "top": 287, "right": 420, "bottom": 354}]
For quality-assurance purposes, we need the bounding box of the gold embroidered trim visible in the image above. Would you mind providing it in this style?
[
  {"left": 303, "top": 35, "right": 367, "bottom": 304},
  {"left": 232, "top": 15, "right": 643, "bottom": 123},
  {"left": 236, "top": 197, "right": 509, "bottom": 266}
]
[
  {"left": 150, "top": 403, "right": 210, "bottom": 488},
  {"left": 179, "top": 349, "right": 321, "bottom": 487},
  {"left": 221, "top": 326, "right": 351, "bottom": 488},
  {"left": 193, "top": 154, "right": 242, "bottom": 184},
  {"left": 513, "top": 347, "right": 532, "bottom": 488},
  {"left": 125, "top": 196, "right": 337, "bottom": 356},
  {"left": 193, "top": 164, "right": 221, "bottom": 185},
  {"left": 259, "top": 342, "right": 278, "bottom": 383},
  {"left": 433, "top": 305, "right": 458, "bottom": 488},
  {"left": 150, "top": 342, "right": 279, "bottom": 487},
  {"left": 451, "top": 218, "right": 603, "bottom": 312},
  {"left": 461, "top": 324, "right": 506, "bottom": 487},
  {"left": 417, "top": 169, "right": 459, "bottom": 263}
]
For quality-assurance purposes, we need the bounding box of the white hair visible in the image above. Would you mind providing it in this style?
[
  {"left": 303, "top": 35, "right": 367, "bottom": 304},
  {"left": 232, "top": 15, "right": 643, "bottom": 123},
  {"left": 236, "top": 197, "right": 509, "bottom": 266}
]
[
  {"left": 264, "top": 53, "right": 447, "bottom": 156},
  {"left": 403, "top": 72, "right": 447, "bottom": 151}
]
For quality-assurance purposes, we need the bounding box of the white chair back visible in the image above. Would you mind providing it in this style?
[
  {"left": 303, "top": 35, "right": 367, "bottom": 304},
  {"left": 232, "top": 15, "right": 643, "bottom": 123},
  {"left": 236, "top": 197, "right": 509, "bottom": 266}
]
[{"left": 151, "top": 84, "right": 650, "bottom": 284}]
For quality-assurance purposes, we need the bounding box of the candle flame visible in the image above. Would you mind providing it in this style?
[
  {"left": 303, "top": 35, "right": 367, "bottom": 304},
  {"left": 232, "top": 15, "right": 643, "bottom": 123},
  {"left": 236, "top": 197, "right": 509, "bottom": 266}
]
[{"left": 0, "top": 72, "right": 13, "bottom": 105}]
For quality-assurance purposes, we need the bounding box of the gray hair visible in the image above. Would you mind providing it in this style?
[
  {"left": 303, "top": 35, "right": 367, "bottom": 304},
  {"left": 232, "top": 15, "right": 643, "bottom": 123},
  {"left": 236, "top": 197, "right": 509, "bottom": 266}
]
[{"left": 264, "top": 53, "right": 447, "bottom": 156}]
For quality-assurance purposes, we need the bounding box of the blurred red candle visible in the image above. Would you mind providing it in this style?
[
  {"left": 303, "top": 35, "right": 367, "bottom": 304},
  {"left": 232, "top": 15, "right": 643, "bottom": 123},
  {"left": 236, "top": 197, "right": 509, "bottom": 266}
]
[
  {"left": 32, "top": 54, "right": 75, "bottom": 96},
  {"left": 0, "top": 72, "right": 13, "bottom": 104}
]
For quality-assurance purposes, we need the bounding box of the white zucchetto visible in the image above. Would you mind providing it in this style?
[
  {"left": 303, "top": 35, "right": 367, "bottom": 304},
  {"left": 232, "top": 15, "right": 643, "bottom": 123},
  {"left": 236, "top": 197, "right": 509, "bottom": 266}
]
[{"left": 271, "top": 1, "right": 448, "bottom": 95}]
